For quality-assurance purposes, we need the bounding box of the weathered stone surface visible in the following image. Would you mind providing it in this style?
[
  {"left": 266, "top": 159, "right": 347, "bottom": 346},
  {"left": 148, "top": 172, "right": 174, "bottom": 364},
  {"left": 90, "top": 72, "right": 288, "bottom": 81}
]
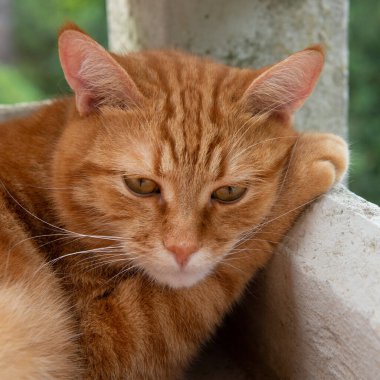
[
  {"left": 242, "top": 185, "right": 380, "bottom": 379},
  {"left": 107, "top": 0, "right": 348, "bottom": 137},
  {"left": 0, "top": 101, "right": 51, "bottom": 122}
]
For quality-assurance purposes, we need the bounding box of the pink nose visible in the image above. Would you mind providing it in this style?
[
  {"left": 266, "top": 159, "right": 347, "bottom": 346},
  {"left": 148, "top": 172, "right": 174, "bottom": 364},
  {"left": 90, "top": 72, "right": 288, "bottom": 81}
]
[{"left": 165, "top": 242, "right": 199, "bottom": 266}]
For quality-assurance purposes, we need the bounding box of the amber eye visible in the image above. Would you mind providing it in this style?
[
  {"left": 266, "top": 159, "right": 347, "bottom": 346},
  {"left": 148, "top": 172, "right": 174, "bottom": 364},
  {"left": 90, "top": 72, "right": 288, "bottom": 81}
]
[
  {"left": 212, "top": 186, "right": 246, "bottom": 203},
  {"left": 123, "top": 177, "right": 160, "bottom": 196}
]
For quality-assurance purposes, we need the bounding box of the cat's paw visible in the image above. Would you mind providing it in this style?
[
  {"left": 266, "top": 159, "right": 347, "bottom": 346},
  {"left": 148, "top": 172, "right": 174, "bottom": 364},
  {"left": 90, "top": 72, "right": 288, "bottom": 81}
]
[
  {"left": 311, "top": 133, "right": 348, "bottom": 185},
  {"left": 291, "top": 133, "right": 349, "bottom": 196}
]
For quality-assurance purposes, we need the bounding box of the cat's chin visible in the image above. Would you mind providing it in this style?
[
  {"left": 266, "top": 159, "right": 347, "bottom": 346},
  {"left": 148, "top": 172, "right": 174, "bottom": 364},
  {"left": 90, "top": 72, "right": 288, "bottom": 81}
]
[{"left": 149, "top": 268, "right": 211, "bottom": 289}]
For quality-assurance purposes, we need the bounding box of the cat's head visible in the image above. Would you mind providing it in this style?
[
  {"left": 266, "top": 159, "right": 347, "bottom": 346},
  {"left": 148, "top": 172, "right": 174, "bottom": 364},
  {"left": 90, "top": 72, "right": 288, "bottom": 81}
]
[{"left": 53, "top": 25, "right": 324, "bottom": 288}]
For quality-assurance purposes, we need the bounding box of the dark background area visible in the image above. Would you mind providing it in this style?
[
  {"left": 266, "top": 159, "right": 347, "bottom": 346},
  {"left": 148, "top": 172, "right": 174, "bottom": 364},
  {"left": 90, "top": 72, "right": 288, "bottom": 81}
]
[{"left": 0, "top": 0, "right": 378, "bottom": 204}]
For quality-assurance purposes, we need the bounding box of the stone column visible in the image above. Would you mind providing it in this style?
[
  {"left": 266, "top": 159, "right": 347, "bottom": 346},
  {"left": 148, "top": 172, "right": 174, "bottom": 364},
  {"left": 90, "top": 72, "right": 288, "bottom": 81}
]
[
  {"left": 107, "top": 0, "right": 348, "bottom": 137},
  {"left": 0, "top": 0, "right": 14, "bottom": 64}
]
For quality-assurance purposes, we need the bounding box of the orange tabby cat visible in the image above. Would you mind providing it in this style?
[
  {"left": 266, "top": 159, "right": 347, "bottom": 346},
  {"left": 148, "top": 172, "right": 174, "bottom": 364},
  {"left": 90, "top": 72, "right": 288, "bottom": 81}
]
[{"left": 0, "top": 24, "right": 348, "bottom": 379}]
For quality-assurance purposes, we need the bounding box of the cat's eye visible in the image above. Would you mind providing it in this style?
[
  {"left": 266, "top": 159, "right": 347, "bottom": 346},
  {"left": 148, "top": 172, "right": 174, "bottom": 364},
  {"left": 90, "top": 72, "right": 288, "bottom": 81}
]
[
  {"left": 123, "top": 177, "right": 160, "bottom": 196},
  {"left": 211, "top": 186, "right": 246, "bottom": 203}
]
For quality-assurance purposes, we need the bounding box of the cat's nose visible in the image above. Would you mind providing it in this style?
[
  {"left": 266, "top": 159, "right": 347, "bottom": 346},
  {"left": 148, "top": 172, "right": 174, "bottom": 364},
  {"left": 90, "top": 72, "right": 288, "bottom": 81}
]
[{"left": 164, "top": 242, "right": 199, "bottom": 267}]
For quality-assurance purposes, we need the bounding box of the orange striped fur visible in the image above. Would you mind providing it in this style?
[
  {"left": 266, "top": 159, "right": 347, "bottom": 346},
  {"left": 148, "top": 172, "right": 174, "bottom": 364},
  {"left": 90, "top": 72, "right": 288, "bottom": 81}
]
[{"left": 0, "top": 25, "right": 348, "bottom": 379}]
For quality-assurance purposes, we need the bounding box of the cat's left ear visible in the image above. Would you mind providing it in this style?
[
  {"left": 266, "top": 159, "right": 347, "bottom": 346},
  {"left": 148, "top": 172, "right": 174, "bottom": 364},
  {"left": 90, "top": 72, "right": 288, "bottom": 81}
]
[
  {"left": 58, "top": 25, "right": 143, "bottom": 116},
  {"left": 243, "top": 45, "right": 324, "bottom": 119}
]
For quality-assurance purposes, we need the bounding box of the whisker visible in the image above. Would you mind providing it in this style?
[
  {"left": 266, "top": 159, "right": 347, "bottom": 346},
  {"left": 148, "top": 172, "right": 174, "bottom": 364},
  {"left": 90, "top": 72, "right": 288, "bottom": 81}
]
[
  {"left": 0, "top": 180, "right": 127, "bottom": 244},
  {"left": 32, "top": 245, "right": 124, "bottom": 278}
]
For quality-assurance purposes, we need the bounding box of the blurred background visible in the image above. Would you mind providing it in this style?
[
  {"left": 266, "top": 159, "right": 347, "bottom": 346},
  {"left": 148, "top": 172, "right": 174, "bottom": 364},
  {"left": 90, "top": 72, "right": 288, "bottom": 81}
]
[{"left": 0, "top": 0, "right": 378, "bottom": 204}]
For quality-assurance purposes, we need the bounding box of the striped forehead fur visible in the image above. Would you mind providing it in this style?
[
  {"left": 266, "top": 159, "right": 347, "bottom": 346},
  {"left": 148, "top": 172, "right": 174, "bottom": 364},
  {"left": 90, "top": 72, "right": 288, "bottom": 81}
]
[{"left": 112, "top": 51, "right": 262, "bottom": 180}]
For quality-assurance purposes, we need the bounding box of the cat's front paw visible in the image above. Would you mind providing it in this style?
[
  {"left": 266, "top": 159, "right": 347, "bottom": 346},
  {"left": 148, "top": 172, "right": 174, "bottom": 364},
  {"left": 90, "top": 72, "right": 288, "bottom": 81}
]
[
  {"left": 312, "top": 133, "right": 348, "bottom": 185},
  {"left": 292, "top": 133, "right": 349, "bottom": 196}
]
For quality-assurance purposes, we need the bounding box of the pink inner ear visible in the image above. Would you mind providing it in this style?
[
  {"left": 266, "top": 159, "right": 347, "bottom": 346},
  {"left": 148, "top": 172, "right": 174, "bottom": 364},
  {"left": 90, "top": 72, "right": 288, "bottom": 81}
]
[
  {"left": 58, "top": 30, "right": 143, "bottom": 116},
  {"left": 244, "top": 48, "right": 324, "bottom": 116}
]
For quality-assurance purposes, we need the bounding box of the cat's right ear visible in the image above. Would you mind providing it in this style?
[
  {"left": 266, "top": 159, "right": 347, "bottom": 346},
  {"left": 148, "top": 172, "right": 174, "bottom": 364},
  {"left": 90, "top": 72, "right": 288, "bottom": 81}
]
[
  {"left": 58, "top": 25, "right": 143, "bottom": 116},
  {"left": 242, "top": 46, "right": 324, "bottom": 121}
]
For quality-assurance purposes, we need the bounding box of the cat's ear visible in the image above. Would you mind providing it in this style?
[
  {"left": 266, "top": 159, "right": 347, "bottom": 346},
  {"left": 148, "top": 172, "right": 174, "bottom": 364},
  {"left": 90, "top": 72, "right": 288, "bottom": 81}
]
[
  {"left": 243, "top": 46, "right": 324, "bottom": 119},
  {"left": 58, "top": 24, "right": 143, "bottom": 116}
]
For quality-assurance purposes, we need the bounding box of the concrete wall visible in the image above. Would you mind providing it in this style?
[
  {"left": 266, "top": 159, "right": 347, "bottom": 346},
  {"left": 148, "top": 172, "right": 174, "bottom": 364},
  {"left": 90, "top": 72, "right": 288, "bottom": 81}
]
[{"left": 107, "top": 0, "right": 348, "bottom": 137}]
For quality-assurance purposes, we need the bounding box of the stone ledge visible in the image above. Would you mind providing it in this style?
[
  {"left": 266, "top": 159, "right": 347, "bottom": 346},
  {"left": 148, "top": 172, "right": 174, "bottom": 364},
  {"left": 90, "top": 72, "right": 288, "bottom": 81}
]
[
  {"left": 0, "top": 100, "right": 51, "bottom": 122},
  {"left": 240, "top": 185, "right": 380, "bottom": 379}
]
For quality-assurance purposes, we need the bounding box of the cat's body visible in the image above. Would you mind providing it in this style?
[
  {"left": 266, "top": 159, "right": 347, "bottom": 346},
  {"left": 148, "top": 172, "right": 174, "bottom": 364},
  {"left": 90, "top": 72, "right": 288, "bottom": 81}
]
[{"left": 0, "top": 25, "right": 348, "bottom": 379}]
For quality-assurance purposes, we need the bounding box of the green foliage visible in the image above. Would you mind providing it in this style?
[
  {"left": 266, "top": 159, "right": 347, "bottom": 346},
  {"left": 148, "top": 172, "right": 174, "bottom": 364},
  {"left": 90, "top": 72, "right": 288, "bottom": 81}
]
[
  {"left": 0, "top": 65, "right": 44, "bottom": 103},
  {"left": 349, "top": 0, "right": 380, "bottom": 204},
  {"left": 11, "top": 0, "right": 107, "bottom": 98}
]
